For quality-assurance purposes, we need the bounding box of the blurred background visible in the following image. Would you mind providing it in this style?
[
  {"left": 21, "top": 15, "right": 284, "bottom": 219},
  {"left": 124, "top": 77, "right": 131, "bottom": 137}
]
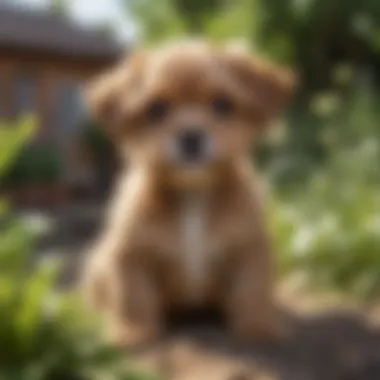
[{"left": 1, "top": 0, "right": 380, "bottom": 379}]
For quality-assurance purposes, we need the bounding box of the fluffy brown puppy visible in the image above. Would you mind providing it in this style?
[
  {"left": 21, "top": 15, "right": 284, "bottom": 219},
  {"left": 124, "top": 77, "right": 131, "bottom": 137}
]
[{"left": 82, "top": 40, "right": 294, "bottom": 346}]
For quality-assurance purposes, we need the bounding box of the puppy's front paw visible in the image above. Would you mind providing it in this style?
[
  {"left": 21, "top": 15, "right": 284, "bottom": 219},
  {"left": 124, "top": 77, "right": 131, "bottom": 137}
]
[{"left": 107, "top": 323, "right": 160, "bottom": 347}]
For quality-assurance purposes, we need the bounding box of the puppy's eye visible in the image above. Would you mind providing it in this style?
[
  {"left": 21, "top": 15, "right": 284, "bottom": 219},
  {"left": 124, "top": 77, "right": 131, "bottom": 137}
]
[
  {"left": 146, "top": 99, "right": 170, "bottom": 122},
  {"left": 211, "top": 96, "right": 234, "bottom": 117}
]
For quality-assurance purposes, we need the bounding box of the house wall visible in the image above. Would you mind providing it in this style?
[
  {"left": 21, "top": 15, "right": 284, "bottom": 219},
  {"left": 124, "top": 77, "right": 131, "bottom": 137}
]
[
  {"left": 0, "top": 50, "right": 114, "bottom": 188},
  {"left": 0, "top": 50, "right": 106, "bottom": 129}
]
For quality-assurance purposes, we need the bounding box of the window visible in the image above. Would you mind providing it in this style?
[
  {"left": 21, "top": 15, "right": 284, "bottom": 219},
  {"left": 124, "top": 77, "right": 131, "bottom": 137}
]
[
  {"left": 13, "top": 73, "right": 36, "bottom": 116},
  {"left": 53, "top": 80, "right": 88, "bottom": 181},
  {"left": 55, "top": 80, "right": 86, "bottom": 134}
]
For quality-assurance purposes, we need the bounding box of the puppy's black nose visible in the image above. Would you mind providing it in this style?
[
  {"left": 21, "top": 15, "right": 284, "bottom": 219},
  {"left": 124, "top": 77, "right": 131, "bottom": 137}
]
[{"left": 178, "top": 129, "right": 205, "bottom": 161}]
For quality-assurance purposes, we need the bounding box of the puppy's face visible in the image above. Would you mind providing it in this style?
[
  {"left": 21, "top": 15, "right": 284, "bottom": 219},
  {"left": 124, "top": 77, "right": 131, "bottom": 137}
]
[{"left": 86, "top": 42, "right": 293, "bottom": 187}]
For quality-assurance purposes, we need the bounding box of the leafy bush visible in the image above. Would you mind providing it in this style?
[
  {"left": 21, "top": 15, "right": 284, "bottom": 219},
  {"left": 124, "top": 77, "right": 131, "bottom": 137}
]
[
  {"left": 0, "top": 217, "right": 160, "bottom": 380},
  {"left": 271, "top": 182, "right": 380, "bottom": 299},
  {"left": 0, "top": 115, "right": 63, "bottom": 188},
  {"left": 270, "top": 88, "right": 380, "bottom": 300},
  {"left": 0, "top": 116, "right": 36, "bottom": 175},
  {"left": 0, "top": 221, "right": 157, "bottom": 380},
  {"left": 2, "top": 144, "right": 63, "bottom": 187},
  {"left": 80, "top": 121, "right": 113, "bottom": 159}
]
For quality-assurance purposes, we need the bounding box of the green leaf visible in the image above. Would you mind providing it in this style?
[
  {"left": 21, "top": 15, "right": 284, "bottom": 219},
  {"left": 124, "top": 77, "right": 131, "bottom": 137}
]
[{"left": 14, "top": 260, "right": 61, "bottom": 355}]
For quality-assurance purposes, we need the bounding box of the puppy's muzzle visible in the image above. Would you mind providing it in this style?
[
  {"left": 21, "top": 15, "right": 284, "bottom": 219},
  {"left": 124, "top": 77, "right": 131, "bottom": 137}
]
[{"left": 177, "top": 129, "right": 207, "bottom": 163}]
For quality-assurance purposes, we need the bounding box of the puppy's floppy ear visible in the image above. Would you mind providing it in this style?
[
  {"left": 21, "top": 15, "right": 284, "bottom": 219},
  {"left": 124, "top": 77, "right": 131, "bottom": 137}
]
[
  {"left": 223, "top": 45, "right": 294, "bottom": 125},
  {"left": 84, "top": 51, "right": 147, "bottom": 137}
]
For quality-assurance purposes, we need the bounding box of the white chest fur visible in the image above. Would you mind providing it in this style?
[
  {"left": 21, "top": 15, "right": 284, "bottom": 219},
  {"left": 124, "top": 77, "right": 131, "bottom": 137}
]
[{"left": 180, "top": 192, "right": 209, "bottom": 303}]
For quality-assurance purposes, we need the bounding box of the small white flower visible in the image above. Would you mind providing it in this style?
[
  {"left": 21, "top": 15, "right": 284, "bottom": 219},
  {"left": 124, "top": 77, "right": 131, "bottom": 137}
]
[
  {"left": 318, "top": 214, "right": 339, "bottom": 233},
  {"left": 292, "top": 224, "right": 315, "bottom": 255},
  {"left": 364, "top": 217, "right": 380, "bottom": 235}
]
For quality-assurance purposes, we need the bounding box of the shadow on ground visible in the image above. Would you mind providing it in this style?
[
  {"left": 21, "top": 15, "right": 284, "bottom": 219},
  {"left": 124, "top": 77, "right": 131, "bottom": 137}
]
[{"left": 130, "top": 309, "right": 380, "bottom": 380}]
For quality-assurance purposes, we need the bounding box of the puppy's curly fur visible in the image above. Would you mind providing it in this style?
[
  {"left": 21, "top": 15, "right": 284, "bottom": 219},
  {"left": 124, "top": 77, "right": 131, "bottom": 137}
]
[{"left": 82, "top": 41, "right": 294, "bottom": 345}]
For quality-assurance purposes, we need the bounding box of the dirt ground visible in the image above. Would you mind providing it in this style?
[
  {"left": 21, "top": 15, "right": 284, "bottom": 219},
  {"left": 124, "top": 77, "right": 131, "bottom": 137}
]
[{"left": 29, "top": 204, "right": 380, "bottom": 380}]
